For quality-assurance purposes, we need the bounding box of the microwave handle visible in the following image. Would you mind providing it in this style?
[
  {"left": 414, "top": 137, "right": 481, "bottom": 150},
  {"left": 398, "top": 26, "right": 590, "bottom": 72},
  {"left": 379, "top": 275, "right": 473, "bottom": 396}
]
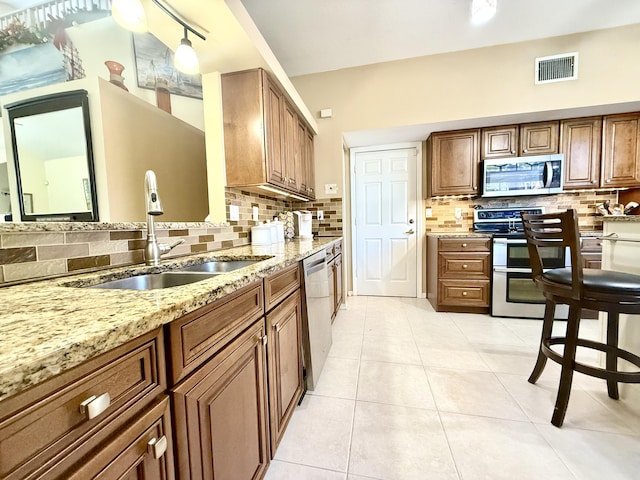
[{"left": 543, "top": 161, "right": 553, "bottom": 188}]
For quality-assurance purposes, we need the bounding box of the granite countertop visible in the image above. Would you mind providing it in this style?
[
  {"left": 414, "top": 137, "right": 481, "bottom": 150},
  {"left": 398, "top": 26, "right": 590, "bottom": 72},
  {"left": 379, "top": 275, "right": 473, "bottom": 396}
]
[
  {"left": 602, "top": 215, "right": 640, "bottom": 222},
  {"left": 0, "top": 237, "right": 341, "bottom": 402},
  {"left": 426, "top": 232, "right": 492, "bottom": 238}
]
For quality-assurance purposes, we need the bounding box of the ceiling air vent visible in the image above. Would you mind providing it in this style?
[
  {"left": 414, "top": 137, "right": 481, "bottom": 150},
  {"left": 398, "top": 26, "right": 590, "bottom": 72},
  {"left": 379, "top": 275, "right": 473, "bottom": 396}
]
[{"left": 535, "top": 52, "right": 578, "bottom": 84}]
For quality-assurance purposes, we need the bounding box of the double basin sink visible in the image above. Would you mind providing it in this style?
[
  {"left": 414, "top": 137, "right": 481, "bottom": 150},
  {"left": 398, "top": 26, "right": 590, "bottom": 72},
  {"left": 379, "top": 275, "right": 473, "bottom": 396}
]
[{"left": 89, "top": 260, "right": 263, "bottom": 291}]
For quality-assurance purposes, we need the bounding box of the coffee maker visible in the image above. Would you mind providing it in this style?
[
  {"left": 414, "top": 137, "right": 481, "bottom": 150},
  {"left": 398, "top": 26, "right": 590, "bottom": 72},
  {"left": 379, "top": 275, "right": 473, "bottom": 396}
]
[{"left": 293, "top": 210, "right": 313, "bottom": 239}]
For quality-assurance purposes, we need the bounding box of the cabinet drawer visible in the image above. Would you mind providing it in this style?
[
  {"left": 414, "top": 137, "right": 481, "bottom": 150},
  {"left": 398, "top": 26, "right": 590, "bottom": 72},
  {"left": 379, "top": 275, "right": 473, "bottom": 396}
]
[
  {"left": 66, "top": 396, "right": 174, "bottom": 480},
  {"left": 438, "top": 279, "right": 490, "bottom": 306},
  {"left": 581, "top": 237, "right": 603, "bottom": 251},
  {"left": 583, "top": 253, "right": 602, "bottom": 270},
  {"left": 166, "top": 281, "right": 264, "bottom": 385},
  {"left": 334, "top": 240, "right": 342, "bottom": 256},
  {"left": 264, "top": 262, "right": 301, "bottom": 312},
  {"left": 439, "top": 253, "right": 490, "bottom": 279},
  {"left": 0, "top": 328, "right": 165, "bottom": 480},
  {"left": 438, "top": 237, "right": 490, "bottom": 252}
]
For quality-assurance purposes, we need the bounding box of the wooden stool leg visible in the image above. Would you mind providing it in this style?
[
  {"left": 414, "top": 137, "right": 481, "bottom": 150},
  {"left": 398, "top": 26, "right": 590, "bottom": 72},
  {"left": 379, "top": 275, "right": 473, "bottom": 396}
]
[
  {"left": 606, "top": 311, "right": 620, "bottom": 400},
  {"left": 552, "top": 304, "right": 581, "bottom": 427},
  {"left": 528, "top": 300, "right": 556, "bottom": 384}
]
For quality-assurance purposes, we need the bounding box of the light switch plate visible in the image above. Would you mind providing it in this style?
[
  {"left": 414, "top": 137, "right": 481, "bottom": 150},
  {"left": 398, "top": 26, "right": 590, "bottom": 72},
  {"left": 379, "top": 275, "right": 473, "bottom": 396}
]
[
  {"left": 425, "top": 207, "right": 432, "bottom": 218},
  {"left": 252, "top": 206, "right": 259, "bottom": 221},
  {"left": 325, "top": 184, "right": 338, "bottom": 194},
  {"left": 454, "top": 207, "right": 462, "bottom": 220},
  {"left": 229, "top": 205, "right": 239, "bottom": 221},
  {"left": 317, "top": 210, "right": 324, "bottom": 220}
]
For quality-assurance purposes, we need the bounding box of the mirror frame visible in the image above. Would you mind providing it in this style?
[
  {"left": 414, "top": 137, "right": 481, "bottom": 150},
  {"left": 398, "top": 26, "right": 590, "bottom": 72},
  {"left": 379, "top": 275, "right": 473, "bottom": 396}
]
[{"left": 5, "top": 89, "right": 99, "bottom": 222}]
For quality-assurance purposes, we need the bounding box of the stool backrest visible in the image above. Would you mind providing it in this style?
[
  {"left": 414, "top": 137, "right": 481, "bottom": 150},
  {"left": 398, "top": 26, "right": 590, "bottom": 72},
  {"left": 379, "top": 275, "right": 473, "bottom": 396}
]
[{"left": 521, "top": 209, "right": 583, "bottom": 298}]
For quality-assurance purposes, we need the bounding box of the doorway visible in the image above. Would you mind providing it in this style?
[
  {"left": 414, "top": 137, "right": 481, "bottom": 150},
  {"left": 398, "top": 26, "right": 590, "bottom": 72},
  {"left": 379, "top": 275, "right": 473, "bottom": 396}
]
[{"left": 351, "top": 144, "right": 420, "bottom": 297}]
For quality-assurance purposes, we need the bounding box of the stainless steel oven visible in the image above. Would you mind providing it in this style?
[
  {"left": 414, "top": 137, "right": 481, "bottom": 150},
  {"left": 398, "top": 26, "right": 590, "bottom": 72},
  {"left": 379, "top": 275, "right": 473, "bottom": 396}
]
[{"left": 492, "top": 237, "right": 569, "bottom": 319}]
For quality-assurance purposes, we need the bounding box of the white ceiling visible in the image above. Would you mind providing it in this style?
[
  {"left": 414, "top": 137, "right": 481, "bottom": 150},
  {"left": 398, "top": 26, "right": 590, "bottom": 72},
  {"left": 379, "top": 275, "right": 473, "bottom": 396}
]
[{"left": 239, "top": 0, "right": 640, "bottom": 77}]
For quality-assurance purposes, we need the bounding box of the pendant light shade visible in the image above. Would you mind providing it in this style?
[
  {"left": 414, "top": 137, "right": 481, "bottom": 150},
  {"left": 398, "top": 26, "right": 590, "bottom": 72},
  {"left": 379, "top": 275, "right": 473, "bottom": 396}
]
[
  {"left": 174, "top": 33, "right": 200, "bottom": 74},
  {"left": 471, "top": 0, "right": 497, "bottom": 24},
  {"left": 112, "top": 0, "right": 148, "bottom": 32}
]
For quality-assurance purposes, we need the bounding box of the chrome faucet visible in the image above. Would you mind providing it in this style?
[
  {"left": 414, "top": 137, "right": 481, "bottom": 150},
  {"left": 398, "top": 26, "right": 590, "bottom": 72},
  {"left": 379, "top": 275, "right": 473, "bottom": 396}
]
[{"left": 144, "top": 170, "right": 185, "bottom": 266}]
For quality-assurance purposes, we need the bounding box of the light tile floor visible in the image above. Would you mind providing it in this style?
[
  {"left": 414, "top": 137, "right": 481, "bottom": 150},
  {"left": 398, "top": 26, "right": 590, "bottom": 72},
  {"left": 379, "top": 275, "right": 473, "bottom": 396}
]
[{"left": 265, "top": 296, "right": 640, "bottom": 480}]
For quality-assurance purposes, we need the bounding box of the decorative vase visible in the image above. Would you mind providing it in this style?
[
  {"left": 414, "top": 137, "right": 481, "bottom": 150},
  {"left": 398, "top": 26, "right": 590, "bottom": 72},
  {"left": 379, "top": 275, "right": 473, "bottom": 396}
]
[
  {"left": 104, "top": 60, "right": 128, "bottom": 91},
  {"left": 155, "top": 77, "right": 172, "bottom": 114}
]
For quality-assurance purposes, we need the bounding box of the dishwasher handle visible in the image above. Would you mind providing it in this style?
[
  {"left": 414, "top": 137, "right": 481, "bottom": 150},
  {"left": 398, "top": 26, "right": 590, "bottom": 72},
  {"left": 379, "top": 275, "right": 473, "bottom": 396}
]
[{"left": 306, "top": 261, "right": 327, "bottom": 275}]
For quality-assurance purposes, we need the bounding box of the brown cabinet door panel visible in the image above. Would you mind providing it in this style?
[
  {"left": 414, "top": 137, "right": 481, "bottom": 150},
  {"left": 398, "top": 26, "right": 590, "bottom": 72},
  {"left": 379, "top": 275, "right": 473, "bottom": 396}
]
[
  {"left": 335, "top": 254, "right": 343, "bottom": 313},
  {"left": 0, "top": 329, "right": 165, "bottom": 480},
  {"left": 266, "top": 290, "right": 303, "bottom": 455},
  {"left": 438, "top": 252, "right": 490, "bottom": 279},
  {"left": 428, "top": 129, "right": 480, "bottom": 196},
  {"left": 481, "top": 125, "right": 518, "bottom": 159},
  {"left": 520, "top": 121, "right": 559, "bottom": 155},
  {"left": 282, "top": 100, "right": 298, "bottom": 191},
  {"left": 172, "top": 320, "right": 269, "bottom": 480},
  {"left": 602, "top": 113, "right": 640, "bottom": 188},
  {"left": 439, "top": 280, "right": 490, "bottom": 306},
  {"left": 561, "top": 117, "right": 602, "bottom": 189},
  {"left": 438, "top": 237, "right": 491, "bottom": 252},
  {"left": 264, "top": 74, "right": 285, "bottom": 187}
]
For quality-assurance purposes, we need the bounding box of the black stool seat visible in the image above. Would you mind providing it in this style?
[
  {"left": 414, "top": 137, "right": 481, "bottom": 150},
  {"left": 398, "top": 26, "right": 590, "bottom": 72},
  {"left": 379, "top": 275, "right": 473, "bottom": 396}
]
[
  {"left": 544, "top": 267, "right": 640, "bottom": 295},
  {"left": 522, "top": 209, "right": 640, "bottom": 427}
]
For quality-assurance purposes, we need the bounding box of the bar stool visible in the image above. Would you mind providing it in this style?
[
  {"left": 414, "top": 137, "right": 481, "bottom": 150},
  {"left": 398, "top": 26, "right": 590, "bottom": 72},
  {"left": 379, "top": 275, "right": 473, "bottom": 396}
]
[{"left": 521, "top": 209, "right": 640, "bottom": 427}]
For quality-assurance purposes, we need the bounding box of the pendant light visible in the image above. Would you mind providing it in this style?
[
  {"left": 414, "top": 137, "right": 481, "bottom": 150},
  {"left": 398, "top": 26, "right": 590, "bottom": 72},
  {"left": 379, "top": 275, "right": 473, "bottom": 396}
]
[
  {"left": 471, "top": 0, "right": 497, "bottom": 24},
  {"left": 174, "top": 27, "right": 200, "bottom": 75},
  {"left": 111, "top": 0, "right": 148, "bottom": 32}
]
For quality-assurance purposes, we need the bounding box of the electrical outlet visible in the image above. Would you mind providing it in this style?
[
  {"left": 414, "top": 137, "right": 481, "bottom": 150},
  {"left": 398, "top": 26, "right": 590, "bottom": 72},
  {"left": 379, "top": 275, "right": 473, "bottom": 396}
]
[
  {"left": 317, "top": 210, "right": 324, "bottom": 220},
  {"left": 454, "top": 207, "right": 462, "bottom": 220},
  {"left": 325, "top": 184, "right": 338, "bottom": 195},
  {"left": 252, "top": 206, "right": 259, "bottom": 221},
  {"left": 425, "top": 207, "right": 432, "bottom": 218},
  {"left": 229, "top": 205, "right": 239, "bottom": 221}
]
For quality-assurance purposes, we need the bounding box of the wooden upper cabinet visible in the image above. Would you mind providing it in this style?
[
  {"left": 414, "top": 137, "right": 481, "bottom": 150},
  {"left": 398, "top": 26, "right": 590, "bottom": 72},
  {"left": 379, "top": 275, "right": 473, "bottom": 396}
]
[
  {"left": 560, "top": 117, "right": 602, "bottom": 190},
  {"left": 481, "top": 125, "right": 518, "bottom": 159},
  {"left": 519, "top": 121, "right": 559, "bottom": 155},
  {"left": 427, "top": 129, "right": 480, "bottom": 196},
  {"left": 304, "top": 128, "right": 316, "bottom": 198},
  {"left": 221, "top": 68, "right": 315, "bottom": 200},
  {"left": 602, "top": 113, "right": 640, "bottom": 188}
]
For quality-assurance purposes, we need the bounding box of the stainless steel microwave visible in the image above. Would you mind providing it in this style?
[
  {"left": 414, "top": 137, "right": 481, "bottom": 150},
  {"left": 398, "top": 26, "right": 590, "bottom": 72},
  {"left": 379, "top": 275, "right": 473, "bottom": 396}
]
[{"left": 481, "top": 154, "right": 564, "bottom": 197}]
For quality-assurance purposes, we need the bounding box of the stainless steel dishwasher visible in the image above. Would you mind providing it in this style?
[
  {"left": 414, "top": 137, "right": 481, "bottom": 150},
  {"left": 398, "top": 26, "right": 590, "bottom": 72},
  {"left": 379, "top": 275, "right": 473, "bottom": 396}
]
[{"left": 300, "top": 249, "right": 333, "bottom": 391}]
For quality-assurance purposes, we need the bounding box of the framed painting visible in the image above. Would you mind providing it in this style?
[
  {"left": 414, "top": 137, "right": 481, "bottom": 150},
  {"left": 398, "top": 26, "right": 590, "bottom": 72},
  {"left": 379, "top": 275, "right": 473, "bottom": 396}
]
[
  {"left": 0, "top": 43, "right": 66, "bottom": 96},
  {"left": 132, "top": 32, "right": 203, "bottom": 99}
]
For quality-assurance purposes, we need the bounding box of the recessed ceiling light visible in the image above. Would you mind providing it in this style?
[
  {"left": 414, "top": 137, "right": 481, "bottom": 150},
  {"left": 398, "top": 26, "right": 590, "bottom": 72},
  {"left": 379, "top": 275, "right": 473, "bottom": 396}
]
[{"left": 471, "top": 0, "right": 497, "bottom": 24}]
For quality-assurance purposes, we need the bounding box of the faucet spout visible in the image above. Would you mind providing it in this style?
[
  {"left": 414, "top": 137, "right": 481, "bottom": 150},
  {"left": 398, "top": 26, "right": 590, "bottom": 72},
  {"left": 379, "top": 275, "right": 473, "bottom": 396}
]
[{"left": 144, "top": 170, "right": 182, "bottom": 266}]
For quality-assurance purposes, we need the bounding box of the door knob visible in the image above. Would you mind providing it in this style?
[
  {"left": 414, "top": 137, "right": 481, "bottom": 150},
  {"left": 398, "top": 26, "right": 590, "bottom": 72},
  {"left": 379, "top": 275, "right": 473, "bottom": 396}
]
[
  {"left": 405, "top": 229, "right": 415, "bottom": 234},
  {"left": 409, "top": 219, "right": 414, "bottom": 224}
]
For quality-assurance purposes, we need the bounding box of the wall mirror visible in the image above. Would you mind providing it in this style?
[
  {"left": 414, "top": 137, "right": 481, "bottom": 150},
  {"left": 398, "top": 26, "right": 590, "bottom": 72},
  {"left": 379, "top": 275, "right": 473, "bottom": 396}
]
[{"left": 5, "top": 89, "right": 99, "bottom": 221}]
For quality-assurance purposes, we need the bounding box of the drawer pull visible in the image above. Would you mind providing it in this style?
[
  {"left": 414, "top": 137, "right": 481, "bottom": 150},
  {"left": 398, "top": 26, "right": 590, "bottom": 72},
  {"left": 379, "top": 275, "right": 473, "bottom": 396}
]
[
  {"left": 462, "top": 243, "right": 468, "bottom": 248},
  {"left": 148, "top": 436, "right": 168, "bottom": 460},
  {"left": 79, "top": 392, "right": 111, "bottom": 419},
  {"left": 462, "top": 291, "right": 468, "bottom": 296},
  {"left": 462, "top": 264, "right": 468, "bottom": 269},
  {"left": 275, "top": 322, "right": 283, "bottom": 332}
]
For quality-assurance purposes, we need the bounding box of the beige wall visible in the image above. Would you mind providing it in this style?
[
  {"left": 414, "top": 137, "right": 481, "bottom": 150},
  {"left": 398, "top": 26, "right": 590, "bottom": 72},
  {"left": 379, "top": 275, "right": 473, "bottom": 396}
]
[
  {"left": 291, "top": 24, "right": 640, "bottom": 199},
  {"left": 99, "top": 79, "right": 209, "bottom": 222}
]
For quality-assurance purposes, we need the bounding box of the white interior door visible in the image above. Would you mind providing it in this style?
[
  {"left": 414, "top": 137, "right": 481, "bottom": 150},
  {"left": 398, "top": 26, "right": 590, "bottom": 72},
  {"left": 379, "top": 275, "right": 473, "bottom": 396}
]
[{"left": 354, "top": 147, "right": 417, "bottom": 297}]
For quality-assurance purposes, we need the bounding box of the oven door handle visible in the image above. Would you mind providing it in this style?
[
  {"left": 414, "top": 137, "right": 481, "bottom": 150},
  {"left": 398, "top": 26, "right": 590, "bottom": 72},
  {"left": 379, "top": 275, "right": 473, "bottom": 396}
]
[
  {"left": 493, "top": 267, "right": 533, "bottom": 274},
  {"left": 493, "top": 238, "right": 527, "bottom": 244}
]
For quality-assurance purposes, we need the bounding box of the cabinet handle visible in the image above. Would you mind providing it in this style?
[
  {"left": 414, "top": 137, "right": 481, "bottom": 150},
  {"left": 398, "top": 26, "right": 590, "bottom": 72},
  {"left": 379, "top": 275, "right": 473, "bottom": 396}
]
[
  {"left": 462, "top": 264, "right": 468, "bottom": 269},
  {"left": 79, "top": 392, "right": 111, "bottom": 419},
  {"left": 591, "top": 180, "right": 596, "bottom": 184},
  {"left": 523, "top": 148, "right": 528, "bottom": 153},
  {"left": 262, "top": 335, "right": 268, "bottom": 345},
  {"left": 462, "top": 291, "right": 468, "bottom": 296},
  {"left": 511, "top": 150, "right": 515, "bottom": 154},
  {"left": 283, "top": 176, "right": 288, "bottom": 182},
  {"left": 275, "top": 322, "right": 283, "bottom": 332},
  {"left": 147, "top": 436, "right": 168, "bottom": 460},
  {"left": 606, "top": 179, "right": 611, "bottom": 183},
  {"left": 462, "top": 243, "right": 468, "bottom": 248}
]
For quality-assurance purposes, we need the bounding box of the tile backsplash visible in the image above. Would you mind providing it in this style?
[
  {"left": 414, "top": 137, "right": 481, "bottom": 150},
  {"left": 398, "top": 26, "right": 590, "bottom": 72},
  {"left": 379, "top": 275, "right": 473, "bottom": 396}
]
[
  {"left": 0, "top": 190, "right": 344, "bottom": 286},
  {"left": 424, "top": 190, "right": 619, "bottom": 232}
]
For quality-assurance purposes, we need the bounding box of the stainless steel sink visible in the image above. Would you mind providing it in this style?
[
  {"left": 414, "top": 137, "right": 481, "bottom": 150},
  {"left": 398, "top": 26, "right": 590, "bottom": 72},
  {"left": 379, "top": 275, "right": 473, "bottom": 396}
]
[
  {"left": 177, "top": 260, "right": 261, "bottom": 274},
  {"left": 89, "top": 272, "right": 219, "bottom": 290}
]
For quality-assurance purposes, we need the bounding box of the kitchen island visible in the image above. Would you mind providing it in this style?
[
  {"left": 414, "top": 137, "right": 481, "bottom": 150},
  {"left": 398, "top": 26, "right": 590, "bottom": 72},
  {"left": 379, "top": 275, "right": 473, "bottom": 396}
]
[{"left": 601, "top": 215, "right": 640, "bottom": 395}]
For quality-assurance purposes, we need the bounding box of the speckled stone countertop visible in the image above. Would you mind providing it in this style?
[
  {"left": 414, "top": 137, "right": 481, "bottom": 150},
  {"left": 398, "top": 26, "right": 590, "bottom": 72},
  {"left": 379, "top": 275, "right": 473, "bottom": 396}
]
[
  {"left": 0, "top": 220, "right": 230, "bottom": 232},
  {"left": 602, "top": 215, "right": 640, "bottom": 222},
  {"left": 0, "top": 237, "right": 341, "bottom": 402},
  {"left": 425, "top": 232, "right": 492, "bottom": 238}
]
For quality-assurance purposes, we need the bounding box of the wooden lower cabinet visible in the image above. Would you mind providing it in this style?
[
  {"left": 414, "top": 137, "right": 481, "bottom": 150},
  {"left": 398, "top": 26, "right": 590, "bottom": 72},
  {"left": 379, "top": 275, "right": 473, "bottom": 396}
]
[
  {"left": 266, "top": 290, "right": 303, "bottom": 456},
  {"left": 427, "top": 236, "right": 491, "bottom": 313},
  {"left": 171, "top": 319, "right": 270, "bottom": 480}
]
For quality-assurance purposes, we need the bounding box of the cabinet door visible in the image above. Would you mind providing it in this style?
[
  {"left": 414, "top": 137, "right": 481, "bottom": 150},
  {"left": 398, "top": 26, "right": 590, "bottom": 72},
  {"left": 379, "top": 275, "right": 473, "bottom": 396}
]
[
  {"left": 334, "top": 254, "right": 343, "bottom": 313},
  {"left": 305, "top": 128, "right": 316, "bottom": 199},
  {"left": 266, "top": 290, "right": 303, "bottom": 456},
  {"left": 263, "top": 75, "right": 286, "bottom": 188},
  {"left": 328, "top": 257, "right": 336, "bottom": 319},
  {"left": 296, "top": 118, "right": 308, "bottom": 195},
  {"left": 602, "top": 113, "right": 640, "bottom": 188},
  {"left": 172, "top": 321, "right": 270, "bottom": 480},
  {"left": 282, "top": 100, "right": 298, "bottom": 191},
  {"left": 561, "top": 117, "right": 602, "bottom": 189},
  {"left": 481, "top": 125, "right": 518, "bottom": 159},
  {"left": 428, "top": 129, "right": 480, "bottom": 196},
  {"left": 519, "top": 121, "right": 559, "bottom": 155}
]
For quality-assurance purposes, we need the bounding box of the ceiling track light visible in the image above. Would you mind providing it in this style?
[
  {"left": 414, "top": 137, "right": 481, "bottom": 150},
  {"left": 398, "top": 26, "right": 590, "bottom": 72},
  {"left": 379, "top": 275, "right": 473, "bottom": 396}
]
[{"left": 111, "top": 0, "right": 206, "bottom": 75}]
